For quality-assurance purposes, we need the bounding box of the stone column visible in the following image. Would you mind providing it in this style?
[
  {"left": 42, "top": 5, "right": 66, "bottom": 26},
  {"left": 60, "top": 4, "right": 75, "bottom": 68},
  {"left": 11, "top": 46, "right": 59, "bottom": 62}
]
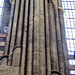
[
  {"left": 1, "top": 0, "right": 69, "bottom": 75},
  {"left": 48, "top": 1, "right": 59, "bottom": 75}
]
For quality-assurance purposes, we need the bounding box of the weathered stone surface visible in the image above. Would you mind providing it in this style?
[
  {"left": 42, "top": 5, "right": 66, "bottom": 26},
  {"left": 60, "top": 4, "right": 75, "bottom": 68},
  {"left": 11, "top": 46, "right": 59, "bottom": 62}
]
[
  {"left": 0, "top": 66, "right": 19, "bottom": 75},
  {"left": 0, "top": 0, "right": 69, "bottom": 75}
]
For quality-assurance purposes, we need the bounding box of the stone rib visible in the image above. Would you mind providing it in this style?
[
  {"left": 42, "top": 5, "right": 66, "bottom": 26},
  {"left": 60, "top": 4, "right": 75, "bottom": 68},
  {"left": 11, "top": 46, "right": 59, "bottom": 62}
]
[
  {"left": 12, "top": 0, "right": 25, "bottom": 67},
  {"left": 8, "top": 0, "right": 20, "bottom": 66},
  {"left": 33, "top": 0, "right": 40, "bottom": 75},
  {"left": 57, "top": 0, "right": 69, "bottom": 75},
  {"left": 26, "top": 0, "right": 33, "bottom": 75},
  {"left": 45, "top": 0, "right": 51, "bottom": 75},
  {"left": 39, "top": 0, "right": 46, "bottom": 75},
  {"left": 49, "top": 1, "right": 59, "bottom": 73},
  {"left": 21, "top": 0, "right": 29, "bottom": 75},
  {"left": 54, "top": 0, "right": 65, "bottom": 75}
]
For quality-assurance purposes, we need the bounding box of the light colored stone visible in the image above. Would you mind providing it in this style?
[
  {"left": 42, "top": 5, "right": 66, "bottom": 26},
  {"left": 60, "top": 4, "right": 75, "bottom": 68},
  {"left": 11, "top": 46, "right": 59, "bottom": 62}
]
[{"left": 0, "top": 66, "right": 19, "bottom": 75}]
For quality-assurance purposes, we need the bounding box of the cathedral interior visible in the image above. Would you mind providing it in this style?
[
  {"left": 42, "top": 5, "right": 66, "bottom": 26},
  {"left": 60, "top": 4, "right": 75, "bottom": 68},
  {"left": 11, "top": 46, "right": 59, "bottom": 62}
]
[{"left": 0, "top": 0, "right": 75, "bottom": 75}]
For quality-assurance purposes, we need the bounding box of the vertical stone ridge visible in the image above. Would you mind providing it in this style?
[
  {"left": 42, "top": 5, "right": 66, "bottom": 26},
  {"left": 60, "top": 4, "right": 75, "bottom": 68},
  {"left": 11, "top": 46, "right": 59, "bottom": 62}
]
[
  {"left": 26, "top": 0, "right": 33, "bottom": 75},
  {"left": 39, "top": 0, "right": 46, "bottom": 75},
  {"left": 53, "top": 0, "right": 65, "bottom": 75},
  {"left": 12, "top": 0, "right": 25, "bottom": 67},
  {"left": 57, "top": 0, "right": 69, "bottom": 75},
  {"left": 21, "top": 0, "right": 29, "bottom": 75},
  {"left": 33, "top": 0, "right": 40, "bottom": 75},
  {"left": 44, "top": 0, "right": 51, "bottom": 75},
  {"left": 24, "top": 0, "right": 31, "bottom": 74},
  {"left": 7, "top": 0, "right": 21, "bottom": 66},
  {"left": 48, "top": 1, "right": 59, "bottom": 73}
]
